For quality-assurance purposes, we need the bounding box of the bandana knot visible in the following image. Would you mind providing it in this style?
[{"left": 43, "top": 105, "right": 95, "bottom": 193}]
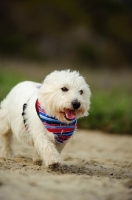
[{"left": 35, "top": 100, "right": 77, "bottom": 144}]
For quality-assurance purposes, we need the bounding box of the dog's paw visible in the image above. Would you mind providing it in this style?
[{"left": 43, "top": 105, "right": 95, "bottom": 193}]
[{"left": 44, "top": 150, "right": 61, "bottom": 168}]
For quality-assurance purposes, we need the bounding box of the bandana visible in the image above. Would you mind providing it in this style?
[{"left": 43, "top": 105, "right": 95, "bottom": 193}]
[{"left": 35, "top": 99, "right": 77, "bottom": 144}]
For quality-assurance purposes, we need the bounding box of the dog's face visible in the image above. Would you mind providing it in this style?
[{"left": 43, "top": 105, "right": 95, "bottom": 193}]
[{"left": 38, "top": 70, "right": 91, "bottom": 124}]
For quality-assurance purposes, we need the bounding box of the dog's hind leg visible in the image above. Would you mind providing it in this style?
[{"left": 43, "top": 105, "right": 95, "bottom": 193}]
[
  {"left": 0, "top": 131, "right": 12, "bottom": 158},
  {"left": 0, "top": 100, "right": 12, "bottom": 158}
]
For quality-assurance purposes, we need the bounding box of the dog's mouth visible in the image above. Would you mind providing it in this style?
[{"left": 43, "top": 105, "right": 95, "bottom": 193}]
[{"left": 64, "top": 109, "right": 76, "bottom": 121}]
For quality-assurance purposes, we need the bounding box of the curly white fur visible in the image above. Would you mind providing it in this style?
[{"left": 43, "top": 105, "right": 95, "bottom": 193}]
[{"left": 0, "top": 70, "right": 91, "bottom": 167}]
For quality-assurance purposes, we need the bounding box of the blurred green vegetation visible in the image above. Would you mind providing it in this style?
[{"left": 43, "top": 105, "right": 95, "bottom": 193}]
[
  {"left": 0, "top": 70, "right": 24, "bottom": 101},
  {"left": 0, "top": 0, "right": 131, "bottom": 67},
  {"left": 0, "top": 0, "right": 131, "bottom": 134},
  {"left": 0, "top": 61, "right": 132, "bottom": 134},
  {"left": 78, "top": 91, "right": 132, "bottom": 134}
]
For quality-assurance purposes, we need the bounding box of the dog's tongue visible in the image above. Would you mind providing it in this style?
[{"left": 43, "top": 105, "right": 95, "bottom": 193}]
[{"left": 65, "top": 109, "right": 75, "bottom": 120}]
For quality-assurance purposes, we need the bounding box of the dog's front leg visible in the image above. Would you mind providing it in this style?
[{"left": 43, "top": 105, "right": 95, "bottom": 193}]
[
  {"left": 34, "top": 134, "right": 61, "bottom": 168},
  {"left": 33, "top": 149, "right": 42, "bottom": 166}
]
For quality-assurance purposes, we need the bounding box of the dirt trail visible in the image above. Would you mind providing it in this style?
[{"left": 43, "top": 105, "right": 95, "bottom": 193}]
[{"left": 0, "top": 130, "right": 132, "bottom": 200}]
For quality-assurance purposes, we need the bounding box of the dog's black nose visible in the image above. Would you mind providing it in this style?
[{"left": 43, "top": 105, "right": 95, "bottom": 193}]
[{"left": 72, "top": 100, "right": 80, "bottom": 109}]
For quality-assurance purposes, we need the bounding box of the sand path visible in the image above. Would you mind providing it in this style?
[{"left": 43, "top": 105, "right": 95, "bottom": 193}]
[{"left": 0, "top": 130, "right": 132, "bottom": 200}]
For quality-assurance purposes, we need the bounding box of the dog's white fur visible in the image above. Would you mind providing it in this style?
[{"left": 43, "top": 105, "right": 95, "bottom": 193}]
[{"left": 0, "top": 70, "right": 91, "bottom": 167}]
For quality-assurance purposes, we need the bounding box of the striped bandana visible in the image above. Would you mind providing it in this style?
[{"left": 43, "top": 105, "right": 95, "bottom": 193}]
[{"left": 35, "top": 99, "right": 77, "bottom": 144}]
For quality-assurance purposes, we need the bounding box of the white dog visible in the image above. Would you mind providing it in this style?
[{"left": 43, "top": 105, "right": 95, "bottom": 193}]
[{"left": 0, "top": 70, "right": 91, "bottom": 168}]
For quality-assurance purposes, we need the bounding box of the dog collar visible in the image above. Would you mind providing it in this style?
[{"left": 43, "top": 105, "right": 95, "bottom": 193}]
[{"left": 35, "top": 99, "right": 77, "bottom": 144}]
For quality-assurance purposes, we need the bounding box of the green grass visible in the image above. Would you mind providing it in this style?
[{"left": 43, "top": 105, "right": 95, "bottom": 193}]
[
  {"left": 0, "top": 60, "right": 132, "bottom": 134},
  {"left": 0, "top": 69, "right": 27, "bottom": 100},
  {"left": 78, "top": 90, "right": 132, "bottom": 134}
]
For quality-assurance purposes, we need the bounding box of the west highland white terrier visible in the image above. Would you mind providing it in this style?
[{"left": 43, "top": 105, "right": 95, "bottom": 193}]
[{"left": 0, "top": 70, "right": 91, "bottom": 168}]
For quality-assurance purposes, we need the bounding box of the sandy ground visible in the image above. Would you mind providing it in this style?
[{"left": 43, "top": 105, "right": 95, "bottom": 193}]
[{"left": 0, "top": 130, "right": 132, "bottom": 200}]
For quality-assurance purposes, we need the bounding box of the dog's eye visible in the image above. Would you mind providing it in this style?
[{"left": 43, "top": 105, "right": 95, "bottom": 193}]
[
  {"left": 61, "top": 87, "right": 68, "bottom": 92},
  {"left": 79, "top": 90, "right": 83, "bottom": 95}
]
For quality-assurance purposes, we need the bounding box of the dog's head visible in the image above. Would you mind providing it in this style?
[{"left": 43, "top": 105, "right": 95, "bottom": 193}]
[{"left": 38, "top": 70, "right": 91, "bottom": 124}]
